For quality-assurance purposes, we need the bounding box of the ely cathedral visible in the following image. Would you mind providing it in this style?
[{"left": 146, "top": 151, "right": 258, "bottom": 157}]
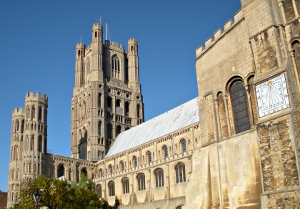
[{"left": 7, "top": 0, "right": 300, "bottom": 208}]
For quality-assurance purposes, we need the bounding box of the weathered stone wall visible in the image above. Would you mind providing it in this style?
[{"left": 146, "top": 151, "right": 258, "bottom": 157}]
[{"left": 185, "top": 130, "right": 261, "bottom": 208}]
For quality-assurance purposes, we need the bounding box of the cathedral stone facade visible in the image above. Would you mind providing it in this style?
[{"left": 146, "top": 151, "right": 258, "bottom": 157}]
[{"left": 7, "top": 0, "right": 300, "bottom": 208}]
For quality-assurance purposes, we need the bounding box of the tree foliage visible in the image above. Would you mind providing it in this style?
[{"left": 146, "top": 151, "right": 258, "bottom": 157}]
[{"left": 11, "top": 175, "right": 111, "bottom": 209}]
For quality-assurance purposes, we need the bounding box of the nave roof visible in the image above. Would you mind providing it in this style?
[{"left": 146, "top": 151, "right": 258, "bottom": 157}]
[{"left": 106, "top": 97, "right": 199, "bottom": 157}]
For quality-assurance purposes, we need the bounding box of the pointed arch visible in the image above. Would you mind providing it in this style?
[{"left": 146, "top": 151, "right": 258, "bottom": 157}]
[
  {"left": 81, "top": 168, "right": 87, "bottom": 178},
  {"left": 116, "top": 125, "right": 122, "bottom": 137},
  {"left": 96, "top": 184, "right": 102, "bottom": 198},
  {"left": 137, "top": 173, "right": 145, "bottom": 191},
  {"left": 38, "top": 106, "right": 42, "bottom": 121},
  {"left": 132, "top": 156, "right": 137, "bottom": 168},
  {"left": 31, "top": 106, "right": 35, "bottom": 119},
  {"left": 122, "top": 177, "right": 129, "bottom": 194},
  {"left": 180, "top": 139, "right": 186, "bottom": 153},
  {"left": 175, "top": 162, "right": 186, "bottom": 183},
  {"left": 154, "top": 168, "right": 164, "bottom": 187},
  {"left": 57, "top": 164, "right": 65, "bottom": 178},
  {"left": 112, "top": 55, "right": 120, "bottom": 79},
  {"left": 125, "top": 101, "right": 130, "bottom": 116},
  {"left": 15, "top": 120, "right": 19, "bottom": 132},
  {"left": 162, "top": 145, "right": 168, "bottom": 159},
  {"left": 30, "top": 135, "right": 34, "bottom": 151},
  {"left": 107, "top": 96, "right": 112, "bottom": 109},
  {"left": 108, "top": 181, "right": 115, "bottom": 196},
  {"left": 38, "top": 135, "right": 43, "bottom": 152},
  {"left": 106, "top": 123, "right": 112, "bottom": 139}
]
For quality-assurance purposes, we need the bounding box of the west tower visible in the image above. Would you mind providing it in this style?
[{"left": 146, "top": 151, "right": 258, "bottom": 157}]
[
  {"left": 71, "top": 23, "right": 144, "bottom": 161},
  {"left": 7, "top": 92, "right": 48, "bottom": 208}
]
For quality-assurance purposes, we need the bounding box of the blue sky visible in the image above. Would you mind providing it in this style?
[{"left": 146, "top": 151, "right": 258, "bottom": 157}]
[{"left": 0, "top": 1, "right": 241, "bottom": 192}]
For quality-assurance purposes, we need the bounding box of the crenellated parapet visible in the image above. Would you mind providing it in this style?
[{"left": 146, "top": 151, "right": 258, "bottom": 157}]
[
  {"left": 195, "top": 9, "right": 244, "bottom": 58},
  {"left": 92, "top": 22, "right": 102, "bottom": 31},
  {"left": 25, "top": 92, "right": 48, "bottom": 106},
  {"left": 128, "top": 38, "right": 138, "bottom": 45},
  {"left": 104, "top": 40, "right": 125, "bottom": 52},
  {"left": 76, "top": 42, "right": 85, "bottom": 49},
  {"left": 12, "top": 108, "right": 25, "bottom": 117}
]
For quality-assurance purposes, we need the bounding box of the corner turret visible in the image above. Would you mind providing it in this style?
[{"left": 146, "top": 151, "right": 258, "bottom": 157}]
[
  {"left": 92, "top": 23, "right": 103, "bottom": 43},
  {"left": 75, "top": 42, "right": 85, "bottom": 88},
  {"left": 128, "top": 38, "right": 140, "bottom": 86}
]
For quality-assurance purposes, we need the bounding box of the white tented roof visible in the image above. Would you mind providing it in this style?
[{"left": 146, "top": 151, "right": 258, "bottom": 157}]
[{"left": 106, "top": 97, "right": 199, "bottom": 158}]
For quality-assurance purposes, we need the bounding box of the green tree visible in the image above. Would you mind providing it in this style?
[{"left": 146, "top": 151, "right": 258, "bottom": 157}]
[{"left": 11, "top": 176, "right": 111, "bottom": 209}]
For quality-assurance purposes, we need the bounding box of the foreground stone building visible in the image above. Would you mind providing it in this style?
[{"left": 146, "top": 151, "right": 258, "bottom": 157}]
[{"left": 7, "top": 0, "right": 300, "bottom": 208}]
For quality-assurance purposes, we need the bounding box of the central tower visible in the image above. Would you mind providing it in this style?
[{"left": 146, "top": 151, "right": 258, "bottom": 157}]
[{"left": 71, "top": 23, "right": 144, "bottom": 161}]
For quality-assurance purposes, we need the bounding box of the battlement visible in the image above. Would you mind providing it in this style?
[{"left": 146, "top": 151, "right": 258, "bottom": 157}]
[
  {"left": 92, "top": 22, "right": 102, "bottom": 30},
  {"left": 12, "top": 107, "right": 25, "bottom": 115},
  {"left": 196, "top": 9, "right": 243, "bottom": 58},
  {"left": 25, "top": 92, "right": 48, "bottom": 102},
  {"left": 104, "top": 40, "right": 125, "bottom": 51},
  {"left": 128, "top": 38, "right": 138, "bottom": 45},
  {"left": 76, "top": 42, "right": 85, "bottom": 49},
  {"left": 111, "top": 42, "right": 124, "bottom": 49}
]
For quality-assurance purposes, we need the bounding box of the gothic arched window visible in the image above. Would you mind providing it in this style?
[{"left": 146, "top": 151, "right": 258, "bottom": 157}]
[
  {"left": 99, "top": 169, "right": 103, "bottom": 178},
  {"left": 125, "top": 101, "right": 130, "bottom": 116},
  {"left": 229, "top": 80, "right": 250, "bottom": 134},
  {"left": 137, "top": 104, "right": 140, "bottom": 118},
  {"left": 133, "top": 156, "right": 137, "bottom": 168},
  {"left": 31, "top": 106, "right": 35, "bottom": 119},
  {"left": 108, "top": 181, "right": 115, "bottom": 196},
  {"left": 106, "top": 123, "right": 112, "bottom": 139},
  {"left": 15, "top": 120, "right": 19, "bottom": 132},
  {"left": 175, "top": 162, "right": 186, "bottom": 183},
  {"left": 98, "top": 93, "right": 101, "bottom": 107},
  {"left": 96, "top": 184, "right": 102, "bottom": 198},
  {"left": 120, "top": 161, "right": 124, "bottom": 172},
  {"left": 122, "top": 177, "right": 129, "bottom": 194},
  {"left": 81, "top": 168, "right": 87, "bottom": 177},
  {"left": 30, "top": 135, "right": 34, "bottom": 151},
  {"left": 112, "top": 55, "right": 120, "bottom": 79},
  {"left": 147, "top": 151, "right": 152, "bottom": 163},
  {"left": 98, "top": 121, "right": 101, "bottom": 135},
  {"left": 38, "top": 135, "right": 43, "bottom": 152},
  {"left": 155, "top": 168, "right": 164, "bottom": 187},
  {"left": 137, "top": 173, "right": 145, "bottom": 191},
  {"left": 108, "top": 164, "right": 113, "bottom": 175},
  {"left": 57, "top": 165, "right": 64, "bottom": 178},
  {"left": 107, "top": 96, "right": 112, "bottom": 109},
  {"left": 38, "top": 106, "right": 42, "bottom": 121},
  {"left": 116, "top": 125, "right": 122, "bottom": 137},
  {"left": 181, "top": 139, "right": 186, "bottom": 153},
  {"left": 162, "top": 145, "right": 168, "bottom": 159},
  {"left": 21, "top": 120, "right": 24, "bottom": 133}
]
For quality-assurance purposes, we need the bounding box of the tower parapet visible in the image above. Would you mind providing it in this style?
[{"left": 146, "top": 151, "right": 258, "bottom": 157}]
[
  {"left": 195, "top": 9, "right": 243, "bottom": 58},
  {"left": 12, "top": 107, "right": 25, "bottom": 115},
  {"left": 25, "top": 92, "right": 48, "bottom": 103},
  {"left": 128, "top": 38, "right": 138, "bottom": 45}
]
